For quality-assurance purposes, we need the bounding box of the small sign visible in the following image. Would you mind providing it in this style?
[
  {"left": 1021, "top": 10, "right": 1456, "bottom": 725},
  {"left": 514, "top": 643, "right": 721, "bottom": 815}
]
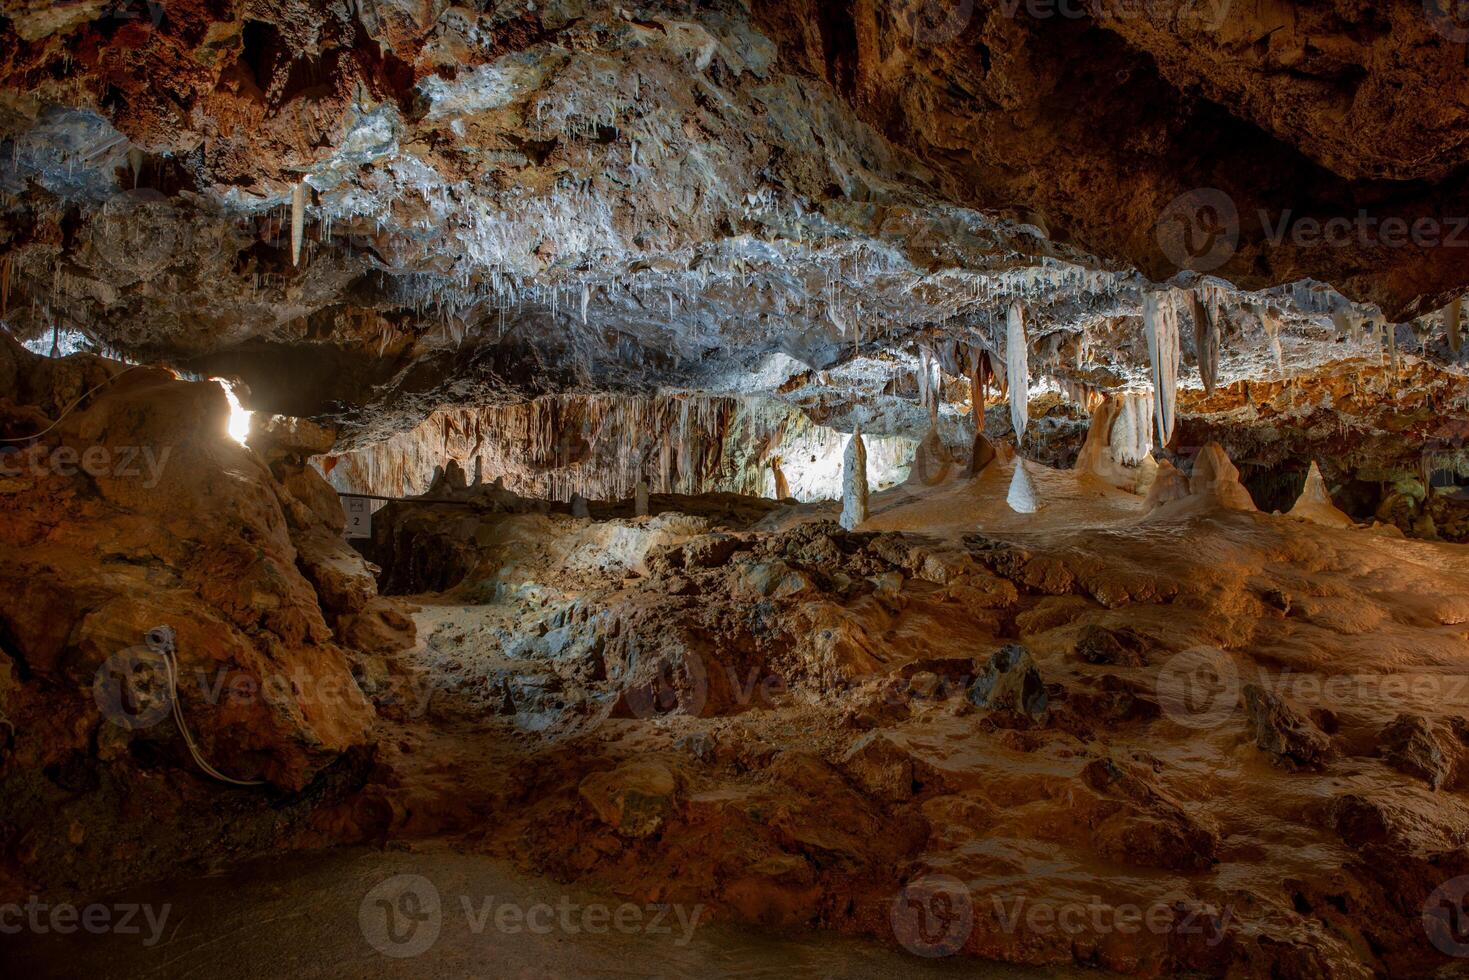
[{"left": 343, "top": 496, "right": 373, "bottom": 539}]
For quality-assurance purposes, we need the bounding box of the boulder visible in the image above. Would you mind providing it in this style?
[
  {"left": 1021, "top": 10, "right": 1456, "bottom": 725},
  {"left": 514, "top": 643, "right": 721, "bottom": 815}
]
[
  {"left": 968, "top": 644, "right": 1048, "bottom": 723},
  {"left": 579, "top": 759, "right": 678, "bottom": 837},
  {"left": 1242, "top": 684, "right": 1330, "bottom": 769}
]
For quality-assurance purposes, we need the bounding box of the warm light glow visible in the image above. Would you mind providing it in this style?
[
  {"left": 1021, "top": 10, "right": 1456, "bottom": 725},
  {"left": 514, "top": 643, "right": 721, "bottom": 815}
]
[{"left": 215, "top": 379, "right": 253, "bottom": 445}]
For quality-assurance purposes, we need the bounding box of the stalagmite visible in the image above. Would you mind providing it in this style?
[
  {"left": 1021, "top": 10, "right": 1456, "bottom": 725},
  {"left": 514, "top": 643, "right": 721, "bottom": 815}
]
[
  {"left": 906, "top": 424, "right": 955, "bottom": 486},
  {"left": 571, "top": 493, "right": 591, "bottom": 518},
  {"left": 1188, "top": 442, "right": 1257, "bottom": 511},
  {"left": 1143, "top": 291, "right": 1179, "bottom": 447},
  {"left": 770, "top": 457, "right": 790, "bottom": 500},
  {"left": 634, "top": 479, "right": 649, "bottom": 516},
  {"left": 1446, "top": 297, "right": 1462, "bottom": 355},
  {"left": 1006, "top": 458, "right": 1038, "bottom": 513},
  {"left": 839, "top": 427, "right": 868, "bottom": 531},
  {"left": 1143, "top": 459, "right": 1191, "bottom": 511},
  {"left": 1190, "top": 290, "right": 1219, "bottom": 396},
  {"left": 1288, "top": 460, "right": 1354, "bottom": 528},
  {"left": 291, "top": 182, "right": 306, "bottom": 267},
  {"left": 1006, "top": 302, "right": 1028, "bottom": 444},
  {"left": 969, "top": 430, "right": 996, "bottom": 476}
]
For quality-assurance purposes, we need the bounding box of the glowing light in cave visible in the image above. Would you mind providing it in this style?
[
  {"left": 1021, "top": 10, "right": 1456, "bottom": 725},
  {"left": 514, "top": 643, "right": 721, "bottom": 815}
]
[{"left": 215, "top": 379, "right": 253, "bottom": 445}]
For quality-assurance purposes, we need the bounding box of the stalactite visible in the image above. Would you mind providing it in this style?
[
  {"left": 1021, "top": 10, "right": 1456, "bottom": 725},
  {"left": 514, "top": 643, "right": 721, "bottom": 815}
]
[
  {"left": 1006, "top": 302, "right": 1028, "bottom": 444},
  {"left": 1190, "top": 289, "right": 1219, "bottom": 396},
  {"left": 291, "top": 182, "right": 307, "bottom": 267},
  {"left": 1144, "top": 290, "right": 1179, "bottom": 447},
  {"left": 0, "top": 252, "right": 10, "bottom": 316},
  {"left": 839, "top": 427, "right": 868, "bottom": 531},
  {"left": 127, "top": 148, "right": 143, "bottom": 189},
  {"left": 1446, "top": 296, "right": 1462, "bottom": 355}
]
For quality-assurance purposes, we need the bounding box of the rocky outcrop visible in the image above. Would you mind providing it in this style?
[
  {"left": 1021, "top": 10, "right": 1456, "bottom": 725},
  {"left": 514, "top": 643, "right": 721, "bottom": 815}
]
[{"left": 0, "top": 336, "right": 388, "bottom": 896}]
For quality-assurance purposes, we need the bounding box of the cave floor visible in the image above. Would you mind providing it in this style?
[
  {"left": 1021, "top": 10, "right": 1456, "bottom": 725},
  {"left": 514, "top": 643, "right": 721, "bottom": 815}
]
[
  {"left": 9, "top": 844, "right": 1056, "bottom": 979},
  {"left": 311, "top": 463, "right": 1469, "bottom": 975}
]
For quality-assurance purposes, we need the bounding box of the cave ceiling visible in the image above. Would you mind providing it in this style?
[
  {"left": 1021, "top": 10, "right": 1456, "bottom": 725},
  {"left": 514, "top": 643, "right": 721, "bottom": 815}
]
[{"left": 1, "top": 0, "right": 1466, "bottom": 440}]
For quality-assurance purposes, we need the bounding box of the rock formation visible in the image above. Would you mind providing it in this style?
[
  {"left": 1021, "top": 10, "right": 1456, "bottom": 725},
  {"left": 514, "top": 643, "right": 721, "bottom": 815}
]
[
  {"left": 839, "top": 428, "right": 868, "bottom": 531},
  {"left": 1006, "top": 302, "right": 1029, "bottom": 444},
  {"left": 1288, "top": 461, "right": 1354, "bottom": 528},
  {"left": 1006, "top": 459, "right": 1039, "bottom": 514}
]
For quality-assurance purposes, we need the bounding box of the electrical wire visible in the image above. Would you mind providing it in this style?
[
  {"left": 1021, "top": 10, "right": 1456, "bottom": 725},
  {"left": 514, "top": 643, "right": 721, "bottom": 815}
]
[
  {"left": 146, "top": 626, "right": 266, "bottom": 788},
  {"left": 0, "top": 364, "right": 143, "bottom": 442}
]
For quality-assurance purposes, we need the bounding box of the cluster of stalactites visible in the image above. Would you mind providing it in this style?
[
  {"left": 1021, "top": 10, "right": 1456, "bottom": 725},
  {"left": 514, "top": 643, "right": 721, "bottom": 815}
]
[{"left": 1109, "top": 391, "right": 1155, "bottom": 467}]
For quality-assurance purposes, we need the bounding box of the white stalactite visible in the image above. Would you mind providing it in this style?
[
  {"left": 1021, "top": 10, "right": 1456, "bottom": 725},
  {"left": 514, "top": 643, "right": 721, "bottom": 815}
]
[
  {"left": 1007, "top": 459, "right": 1038, "bottom": 514},
  {"left": 1006, "top": 302, "right": 1028, "bottom": 444},
  {"left": 839, "top": 427, "right": 869, "bottom": 531},
  {"left": 1143, "top": 290, "right": 1179, "bottom": 447},
  {"left": 291, "top": 182, "right": 307, "bottom": 267}
]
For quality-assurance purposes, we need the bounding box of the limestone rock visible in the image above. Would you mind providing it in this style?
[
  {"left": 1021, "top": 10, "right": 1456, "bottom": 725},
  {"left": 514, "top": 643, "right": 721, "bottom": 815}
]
[
  {"left": 1380, "top": 713, "right": 1452, "bottom": 790},
  {"left": 579, "top": 759, "right": 678, "bottom": 838},
  {"left": 1242, "top": 685, "right": 1330, "bottom": 770},
  {"left": 968, "top": 644, "right": 1048, "bottom": 723}
]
